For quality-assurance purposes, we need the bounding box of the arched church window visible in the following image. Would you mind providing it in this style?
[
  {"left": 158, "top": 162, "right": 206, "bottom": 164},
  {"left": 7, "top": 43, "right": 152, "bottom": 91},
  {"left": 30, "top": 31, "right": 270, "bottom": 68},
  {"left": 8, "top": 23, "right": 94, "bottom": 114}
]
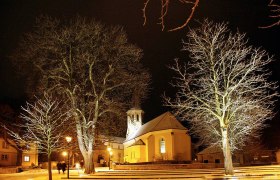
[{"left": 160, "top": 138, "right": 166, "bottom": 153}]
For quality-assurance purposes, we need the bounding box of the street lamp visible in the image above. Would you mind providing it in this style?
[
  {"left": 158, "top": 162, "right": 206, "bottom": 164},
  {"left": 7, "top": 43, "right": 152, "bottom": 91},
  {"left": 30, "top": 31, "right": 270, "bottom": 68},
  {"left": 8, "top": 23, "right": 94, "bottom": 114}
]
[
  {"left": 62, "top": 151, "right": 67, "bottom": 161},
  {"left": 109, "top": 151, "right": 113, "bottom": 169},
  {"left": 66, "top": 136, "right": 72, "bottom": 179},
  {"left": 107, "top": 147, "right": 113, "bottom": 170}
]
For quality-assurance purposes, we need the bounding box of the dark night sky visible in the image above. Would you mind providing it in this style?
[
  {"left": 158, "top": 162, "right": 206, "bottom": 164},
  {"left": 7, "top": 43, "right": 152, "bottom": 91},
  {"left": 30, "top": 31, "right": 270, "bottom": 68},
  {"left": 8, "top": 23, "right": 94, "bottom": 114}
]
[{"left": 0, "top": 0, "right": 279, "bottom": 145}]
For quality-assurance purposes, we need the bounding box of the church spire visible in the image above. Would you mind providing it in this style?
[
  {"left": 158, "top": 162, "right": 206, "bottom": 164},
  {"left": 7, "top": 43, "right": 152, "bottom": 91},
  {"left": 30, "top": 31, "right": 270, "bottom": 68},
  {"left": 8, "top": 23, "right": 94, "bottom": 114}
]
[{"left": 126, "top": 108, "right": 144, "bottom": 139}]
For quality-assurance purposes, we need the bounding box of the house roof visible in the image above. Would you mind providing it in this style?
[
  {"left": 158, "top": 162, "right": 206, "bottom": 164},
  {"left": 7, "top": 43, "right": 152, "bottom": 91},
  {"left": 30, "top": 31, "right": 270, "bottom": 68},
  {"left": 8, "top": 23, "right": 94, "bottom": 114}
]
[
  {"left": 197, "top": 145, "right": 222, "bottom": 155},
  {"left": 97, "top": 135, "right": 125, "bottom": 144},
  {"left": 126, "top": 111, "right": 187, "bottom": 141},
  {"left": 128, "top": 139, "right": 146, "bottom": 147}
]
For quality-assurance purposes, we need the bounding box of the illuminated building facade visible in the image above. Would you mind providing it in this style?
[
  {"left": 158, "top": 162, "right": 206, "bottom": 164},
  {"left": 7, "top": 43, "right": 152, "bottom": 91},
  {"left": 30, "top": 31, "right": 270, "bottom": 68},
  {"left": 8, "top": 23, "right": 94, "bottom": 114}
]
[
  {"left": 123, "top": 109, "right": 191, "bottom": 163},
  {"left": 0, "top": 137, "right": 38, "bottom": 167}
]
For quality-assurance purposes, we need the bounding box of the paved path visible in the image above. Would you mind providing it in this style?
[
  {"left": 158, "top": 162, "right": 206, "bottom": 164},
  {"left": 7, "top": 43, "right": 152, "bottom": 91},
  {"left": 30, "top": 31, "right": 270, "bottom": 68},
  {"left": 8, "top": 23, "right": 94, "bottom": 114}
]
[
  {"left": 80, "top": 165, "right": 280, "bottom": 179},
  {"left": 0, "top": 165, "right": 280, "bottom": 179}
]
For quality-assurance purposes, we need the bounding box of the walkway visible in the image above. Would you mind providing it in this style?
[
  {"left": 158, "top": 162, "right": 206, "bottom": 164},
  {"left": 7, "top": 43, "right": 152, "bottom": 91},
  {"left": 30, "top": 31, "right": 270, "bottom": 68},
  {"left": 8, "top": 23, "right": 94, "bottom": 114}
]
[{"left": 0, "top": 165, "right": 280, "bottom": 179}]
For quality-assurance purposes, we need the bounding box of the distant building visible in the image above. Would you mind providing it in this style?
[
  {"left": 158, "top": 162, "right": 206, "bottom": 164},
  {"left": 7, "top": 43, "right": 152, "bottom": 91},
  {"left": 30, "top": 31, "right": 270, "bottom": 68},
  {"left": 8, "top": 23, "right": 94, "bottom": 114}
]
[
  {"left": 123, "top": 108, "right": 192, "bottom": 163},
  {"left": 197, "top": 145, "right": 228, "bottom": 164},
  {"left": 93, "top": 135, "right": 125, "bottom": 166},
  {"left": 21, "top": 143, "right": 39, "bottom": 168},
  {"left": 197, "top": 145, "right": 277, "bottom": 166},
  {"left": 0, "top": 138, "right": 17, "bottom": 166},
  {"left": 0, "top": 137, "right": 38, "bottom": 167}
]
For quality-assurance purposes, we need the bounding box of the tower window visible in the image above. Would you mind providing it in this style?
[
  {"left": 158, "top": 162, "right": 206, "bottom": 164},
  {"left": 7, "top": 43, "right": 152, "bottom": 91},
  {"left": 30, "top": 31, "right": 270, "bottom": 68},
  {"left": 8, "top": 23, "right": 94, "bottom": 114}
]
[{"left": 160, "top": 138, "right": 166, "bottom": 153}]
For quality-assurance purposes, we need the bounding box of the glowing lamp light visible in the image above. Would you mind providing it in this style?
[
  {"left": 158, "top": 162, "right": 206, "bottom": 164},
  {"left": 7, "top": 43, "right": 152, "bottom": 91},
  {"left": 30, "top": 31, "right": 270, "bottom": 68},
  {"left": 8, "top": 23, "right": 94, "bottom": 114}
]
[
  {"left": 107, "top": 147, "right": 112, "bottom": 152},
  {"left": 62, "top": 151, "right": 67, "bottom": 156},
  {"left": 66, "top": 136, "right": 72, "bottom": 143}
]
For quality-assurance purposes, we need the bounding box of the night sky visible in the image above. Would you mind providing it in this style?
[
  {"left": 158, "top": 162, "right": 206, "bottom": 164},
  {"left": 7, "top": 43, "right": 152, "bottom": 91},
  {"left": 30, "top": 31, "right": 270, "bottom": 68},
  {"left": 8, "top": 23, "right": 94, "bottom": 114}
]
[{"left": 0, "top": 0, "right": 279, "bottom": 145}]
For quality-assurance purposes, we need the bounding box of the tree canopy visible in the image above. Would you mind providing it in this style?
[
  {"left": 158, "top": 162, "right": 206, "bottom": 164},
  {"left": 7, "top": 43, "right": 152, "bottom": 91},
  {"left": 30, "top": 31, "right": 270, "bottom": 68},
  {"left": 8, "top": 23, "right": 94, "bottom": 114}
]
[
  {"left": 165, "top": 20, "right": 278, "bottom": 174},
  {"left": 12, "top": 15, "right": 150, "bottom": 173}
]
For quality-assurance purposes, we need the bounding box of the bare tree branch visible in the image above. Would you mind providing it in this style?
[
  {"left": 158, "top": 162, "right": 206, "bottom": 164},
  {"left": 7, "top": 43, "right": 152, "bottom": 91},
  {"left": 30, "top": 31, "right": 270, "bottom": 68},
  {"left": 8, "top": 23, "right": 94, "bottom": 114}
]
[
  {"left": 8, "top": 94, "right": 71, "bottom": 154},
  {"left": 7, "top": 93, "right": 71, "bottom": 180},
  {"left": 165, "top": 20, "right": 278, "bottom": 174},
  {"left": 169, "top": 0, "right": 199, "bottom": 32},
  {"left": 143, "top": 0, "right": 200, "bottom": 31},
  {"left": 260, "top": 0, "right": 280, "bottom": 28},
  {"left": 12, "top": 15, "right": 150, "bottom": 174}
]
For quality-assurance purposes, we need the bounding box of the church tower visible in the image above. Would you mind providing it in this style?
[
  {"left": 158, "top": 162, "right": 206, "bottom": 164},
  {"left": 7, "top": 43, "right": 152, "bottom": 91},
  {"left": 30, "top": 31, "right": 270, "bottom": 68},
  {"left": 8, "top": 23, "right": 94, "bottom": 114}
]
[{"left": 126, "top": 108, "right": 144, "bottom": 139}]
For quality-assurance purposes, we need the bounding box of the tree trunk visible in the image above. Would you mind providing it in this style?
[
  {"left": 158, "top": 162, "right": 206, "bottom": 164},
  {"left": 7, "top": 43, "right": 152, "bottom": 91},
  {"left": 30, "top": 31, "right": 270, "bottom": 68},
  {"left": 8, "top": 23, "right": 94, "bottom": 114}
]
[
  {"left": 48, "top": 155, "right": 52, "bottom": 180},
  {"left": 221, "top": 128, "right": 234, "bottom": 175},
  {"left": 83, "top": 152, "right": 95, "bottom": 174},
  {"left": 16, "top": 150, "right": 22, "bottom": 166},
  {"left": 76, "top": 118, "right": 96, "bottom": 174}
]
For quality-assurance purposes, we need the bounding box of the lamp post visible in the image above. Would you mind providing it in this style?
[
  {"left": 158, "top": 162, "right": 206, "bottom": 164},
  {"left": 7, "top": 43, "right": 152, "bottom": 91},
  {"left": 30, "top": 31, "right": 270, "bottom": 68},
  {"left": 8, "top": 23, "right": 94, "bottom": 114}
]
[
  {"left": 107, "top": 147, "right": 112, "bottom": 170},
  {"left": 109, "top": 151, "right": 113, "bottom": 170},
  {"left": 65, "top": 136, "right": 72, "bottom": 179}
]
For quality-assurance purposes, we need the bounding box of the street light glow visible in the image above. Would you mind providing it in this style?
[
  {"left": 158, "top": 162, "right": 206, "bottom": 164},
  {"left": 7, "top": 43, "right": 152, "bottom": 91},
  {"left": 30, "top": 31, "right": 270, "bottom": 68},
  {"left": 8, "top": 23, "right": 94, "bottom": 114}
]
[
  {"left": 107, "top": 147, "right": 112, "bottom": 152},
  {"left": 66, "top": 136, "right": 72, "bottom": 143},
  {"left": 62, "top": 151, "right": 67, "bottom": 156}
]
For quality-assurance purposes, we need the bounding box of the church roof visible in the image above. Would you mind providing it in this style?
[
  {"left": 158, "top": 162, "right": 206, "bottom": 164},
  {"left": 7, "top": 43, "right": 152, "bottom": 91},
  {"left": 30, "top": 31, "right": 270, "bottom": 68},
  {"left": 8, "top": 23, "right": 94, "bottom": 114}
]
[{"left": 126, "top": 111, "right": 187, "bottom": 141}]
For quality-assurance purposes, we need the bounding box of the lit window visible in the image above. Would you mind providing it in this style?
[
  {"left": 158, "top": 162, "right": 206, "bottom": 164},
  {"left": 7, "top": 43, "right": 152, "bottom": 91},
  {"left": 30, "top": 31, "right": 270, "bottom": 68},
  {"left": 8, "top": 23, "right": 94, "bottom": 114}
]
[
  {"left": 160, "top": 138, "right": 166, "bottom": 153},
  {"left": 1, "top": 154, "right": 8, "bottom": 161},
  {"left": 24, "top": 155, "right": 30, "bottom": 162}
]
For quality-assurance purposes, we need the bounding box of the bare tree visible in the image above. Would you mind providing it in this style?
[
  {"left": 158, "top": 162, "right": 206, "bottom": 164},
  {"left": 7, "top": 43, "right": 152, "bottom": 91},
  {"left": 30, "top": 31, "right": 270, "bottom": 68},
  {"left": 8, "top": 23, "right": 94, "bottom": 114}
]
[
  {"left": 7, "top": 94, "right": 71, "bottom": 180},
  {"left": 142, "top": 1, "right": 280, "bottom": 31},
  {"left": 12, "top": 16, "right": 150, "bottom": 174},
  {"left": 142, "top": 0, "right": 200, "bottom": 31},
  {"left": 165, "top": 20, "right": 278, "bottom": 175},
  {"left": 261, "top": 0, "right": 280, "bottom": 28}
]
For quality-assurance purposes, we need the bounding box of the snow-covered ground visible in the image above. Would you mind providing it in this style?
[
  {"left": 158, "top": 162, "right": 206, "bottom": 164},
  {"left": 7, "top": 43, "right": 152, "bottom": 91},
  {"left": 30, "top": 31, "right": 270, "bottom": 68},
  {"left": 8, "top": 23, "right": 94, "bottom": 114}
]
[{"left": 0, "top": 165, "right": 280, "bottom": 179}]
